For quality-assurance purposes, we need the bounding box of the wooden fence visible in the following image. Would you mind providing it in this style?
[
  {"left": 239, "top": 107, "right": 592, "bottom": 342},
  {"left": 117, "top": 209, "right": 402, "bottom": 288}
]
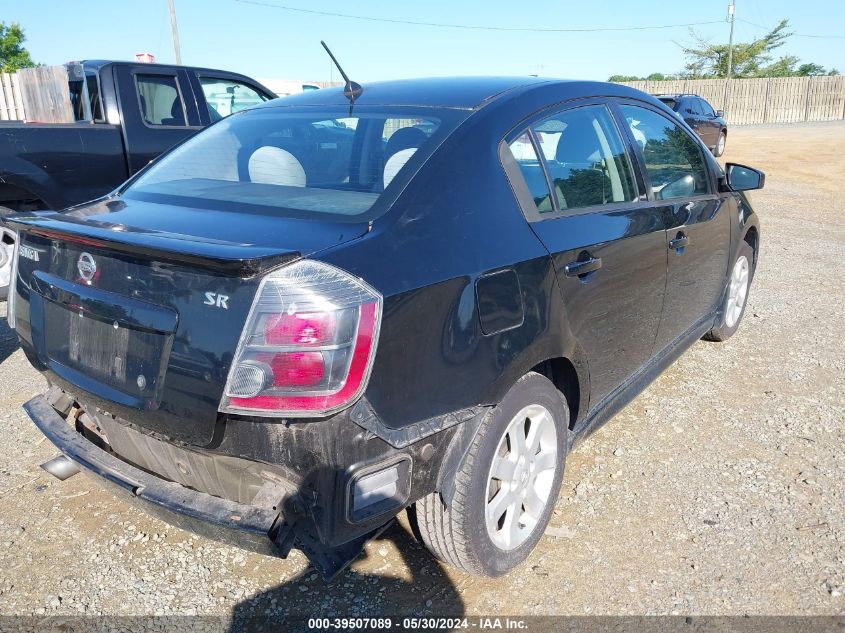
[
  {"left": 617, "top": 76, "right": 845, "bottom": 125},
  {"left": 0, "top": 65, "right": 75, "bottom": 123},
  {"left": 0, "top": 72, "right": 25, "bottom": 121}
]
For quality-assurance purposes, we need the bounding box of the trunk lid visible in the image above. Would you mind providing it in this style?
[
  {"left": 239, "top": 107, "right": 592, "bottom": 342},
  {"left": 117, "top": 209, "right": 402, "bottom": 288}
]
[{"left": 5, "top": 198, "right": 369, "bottom": 445}]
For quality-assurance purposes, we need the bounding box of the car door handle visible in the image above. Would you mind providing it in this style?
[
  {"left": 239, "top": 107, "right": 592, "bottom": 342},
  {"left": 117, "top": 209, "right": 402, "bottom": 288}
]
[
  {"left": 564, "top": 256, "right": 602, "bottom": 277},
  {"left": 669, "top": 232, "right": 690, "bottom": 252}
]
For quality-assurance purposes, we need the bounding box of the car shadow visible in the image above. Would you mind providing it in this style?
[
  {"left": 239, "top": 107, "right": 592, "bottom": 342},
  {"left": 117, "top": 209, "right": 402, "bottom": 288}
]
[
  {"left": 0, "top": 303, "right": 19, "bottom": 365},
  {"left": 228, "top": 486, "right": 465, "bottom": 632}
]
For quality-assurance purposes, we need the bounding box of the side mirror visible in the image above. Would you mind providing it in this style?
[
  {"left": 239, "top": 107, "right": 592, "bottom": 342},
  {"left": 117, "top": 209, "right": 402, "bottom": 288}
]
[
  {"left": 715, "top": 109, "right": 724, "bottom": 117},
  {"left": 725, "top": 163, "right": 765, "bottom": 191}
]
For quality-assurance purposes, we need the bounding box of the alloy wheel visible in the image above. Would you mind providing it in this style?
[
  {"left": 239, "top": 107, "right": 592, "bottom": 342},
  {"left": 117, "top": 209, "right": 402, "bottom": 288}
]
[
  {"left": 725, "top": 255, "right": 749, "bottom": 328},
  {"left": 484, "top": 404, "right": 558, "bottom": 551}
]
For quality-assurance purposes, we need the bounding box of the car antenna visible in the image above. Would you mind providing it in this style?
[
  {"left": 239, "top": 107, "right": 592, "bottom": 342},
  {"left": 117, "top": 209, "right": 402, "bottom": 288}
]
[{"left": 321, "top": 40, "right": 363, "bottom": 114}]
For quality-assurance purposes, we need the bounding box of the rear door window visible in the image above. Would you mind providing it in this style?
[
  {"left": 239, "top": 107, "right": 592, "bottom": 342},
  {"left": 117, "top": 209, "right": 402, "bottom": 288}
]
[
  {"left": 136, "top": 75, "right": 186, "bottom": 126},
  {"left": 685, "top": 98, "right": 702, "bottom": 116},
  {"left": 532, "top": 105, "right": 637, "bottom": 211},
  {"left": 620, "top": 105, "right": 710, "bottom": 200}
]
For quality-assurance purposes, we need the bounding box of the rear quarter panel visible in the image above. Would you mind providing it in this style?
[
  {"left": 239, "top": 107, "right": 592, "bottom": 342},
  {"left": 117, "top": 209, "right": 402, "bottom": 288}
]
[{"left": 316, "top": 107, "right": 586, "bottom": 429}]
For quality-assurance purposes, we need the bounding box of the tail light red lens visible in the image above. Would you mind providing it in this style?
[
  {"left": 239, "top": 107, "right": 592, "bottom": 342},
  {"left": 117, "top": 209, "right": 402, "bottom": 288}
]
[
  {"left": 257, "top": 351, "right": 325, "bottom": 387},
  {"left": 220, "top": 260, "right": 382, "bottom": 418},
  {"left": 263, "top": 312, "right": 336, "bottom": 346}
]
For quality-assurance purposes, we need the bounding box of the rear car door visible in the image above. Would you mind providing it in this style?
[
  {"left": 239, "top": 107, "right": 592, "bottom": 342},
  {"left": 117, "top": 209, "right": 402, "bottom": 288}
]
[
  {"left": 502, "top": 102, "right": 667, "bottom": 406},
  {"left": 681, "top": 97, "right": 703, "bottom": 140},
  {"left": 618, "top": 103, "right": 730, "bottom": 351},
  {"left": 113, "top": 65, "right": 204, "bottom": 174}
]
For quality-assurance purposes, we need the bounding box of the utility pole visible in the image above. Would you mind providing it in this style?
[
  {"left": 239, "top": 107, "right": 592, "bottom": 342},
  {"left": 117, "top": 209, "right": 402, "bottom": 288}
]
[
  {"left": 167, "top": 0, "right": 182, "bottom": 65},
  {"left": 724, "top": 0, "right": 736, "bottom": 120},
  {"left": 726, "top": 0, "right": 736, "bottom": 78}
]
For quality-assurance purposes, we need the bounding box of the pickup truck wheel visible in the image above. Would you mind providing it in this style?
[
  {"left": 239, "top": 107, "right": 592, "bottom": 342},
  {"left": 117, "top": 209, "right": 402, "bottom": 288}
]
[
  {"left": 704, "top": 241, "right": 754, "bottom": 342},
  {"left": 411, "top": 372, "right": 568, "bottom": 576}
]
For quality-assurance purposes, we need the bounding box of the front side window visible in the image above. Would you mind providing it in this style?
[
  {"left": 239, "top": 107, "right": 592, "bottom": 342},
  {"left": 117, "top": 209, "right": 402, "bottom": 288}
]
[
  {"left": 621, "top": 105, "right": 709, "bottom": 201},
  {"left": 136, "top": 75, "right": 185, "bottom": 126},
  {"left": 698, "top": 98, "right": 715, "bottom": 117},
  {"left": 532, "top": 105, "right": 637, "bottom": 211},
  {"left": 123, "top": 106, "right": 460, "bottom": 221},
  {"left": 200, "top": 77, "right": 270, "bottom": 121}
]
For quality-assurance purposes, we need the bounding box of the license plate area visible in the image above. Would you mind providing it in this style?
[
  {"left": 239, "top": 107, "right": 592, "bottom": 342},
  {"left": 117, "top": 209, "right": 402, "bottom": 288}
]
[
  {"left": 31, "top": 271, "right": 178, "bottom": 409},
  {"left": 44, "top": 301, "right": 167, "bottom": 401}
]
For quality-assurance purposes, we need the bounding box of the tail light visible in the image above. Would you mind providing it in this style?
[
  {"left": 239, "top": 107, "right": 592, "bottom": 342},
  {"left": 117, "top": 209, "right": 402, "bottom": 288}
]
[{"left": 219, "top": 260, "right": 382, "bottom": 418}]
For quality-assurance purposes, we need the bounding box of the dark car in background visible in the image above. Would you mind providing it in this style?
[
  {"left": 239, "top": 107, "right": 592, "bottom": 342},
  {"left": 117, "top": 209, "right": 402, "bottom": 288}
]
[
  {"left": 656, "top": 94, "right": 728, "bottom": 157},
  {"left": 4, "top": 77, "right": 764, "bottom": 579}
]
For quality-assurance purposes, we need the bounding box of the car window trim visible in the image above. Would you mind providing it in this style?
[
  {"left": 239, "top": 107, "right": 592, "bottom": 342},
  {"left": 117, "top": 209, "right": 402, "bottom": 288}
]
[
  {"left": 501, "top": 100, "right": 644, "bottom": 222},
  {"left": 610, "top": 99, "right": 715, "bottom": 201}
]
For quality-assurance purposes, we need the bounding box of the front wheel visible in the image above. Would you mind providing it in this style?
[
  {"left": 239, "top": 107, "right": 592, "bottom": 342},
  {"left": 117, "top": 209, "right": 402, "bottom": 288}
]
[
  {"left": 410, "top": 372, "right": 569, "bottom": 576},
  {"left": 704, "top": 241, "right": 754, "bottom": 342}
]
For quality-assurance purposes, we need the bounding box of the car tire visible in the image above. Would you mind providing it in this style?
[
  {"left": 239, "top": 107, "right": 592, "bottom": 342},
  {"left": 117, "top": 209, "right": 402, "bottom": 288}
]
[
  {"left": 713, "top": 130, "right": 727, "bottom": 157},
  {"left": 0, "top": 206, "right": 15, "bottom": 301},
  {"left": 704, "top": 241, "right": 754, "bottom": 342},
  {"left": 410, "top": 371, "right": 569, "bottom": 576}
]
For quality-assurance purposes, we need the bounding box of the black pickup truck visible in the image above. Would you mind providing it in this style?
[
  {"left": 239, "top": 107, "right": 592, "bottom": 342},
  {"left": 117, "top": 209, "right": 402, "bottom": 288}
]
[{"left": 0, "top": 60, "right": 275, "bottom": 297}]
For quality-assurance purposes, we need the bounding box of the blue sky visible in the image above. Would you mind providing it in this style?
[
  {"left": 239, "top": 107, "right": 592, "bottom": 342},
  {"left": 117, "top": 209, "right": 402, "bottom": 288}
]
[{"left": 5, "top": 0, "right": 844, "bottom": 82}]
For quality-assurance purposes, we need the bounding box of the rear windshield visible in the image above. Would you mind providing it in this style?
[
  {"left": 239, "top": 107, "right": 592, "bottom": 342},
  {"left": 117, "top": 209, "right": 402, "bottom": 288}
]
[{"left": 122, "top": 105, "right": 465, "bottom": 222}]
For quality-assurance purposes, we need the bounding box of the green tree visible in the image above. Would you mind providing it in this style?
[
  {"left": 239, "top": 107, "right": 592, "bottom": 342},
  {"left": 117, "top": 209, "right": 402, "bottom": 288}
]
[
  {"left": 682, "top": 19, "right": 792, "bottom": 78},
  {"left": 0, "top": 22, "right": 36, "bottom": 72},
  {"left": 608, "top": 74, "right": 644, "bottom": 82}
]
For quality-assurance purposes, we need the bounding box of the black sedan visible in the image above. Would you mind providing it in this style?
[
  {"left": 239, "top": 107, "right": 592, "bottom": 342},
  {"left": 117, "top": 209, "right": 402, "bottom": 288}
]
[
  {"left": 656, "top": 93, "right": 729, "bottom": 156},
  {"left": 5, "top": 77, "right": 763, "bottom": 578}
]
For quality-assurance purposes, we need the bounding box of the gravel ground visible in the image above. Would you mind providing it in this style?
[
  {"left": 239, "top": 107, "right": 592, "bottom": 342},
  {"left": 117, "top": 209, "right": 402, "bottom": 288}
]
[{"left": 0, "top": 122, "right": 843, "bottom": 622}]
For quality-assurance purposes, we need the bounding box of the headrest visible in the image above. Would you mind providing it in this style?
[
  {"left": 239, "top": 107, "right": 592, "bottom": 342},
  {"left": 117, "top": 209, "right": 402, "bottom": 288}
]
[{"left": 248, "top": 146, "right": 306, "bottom": 187}]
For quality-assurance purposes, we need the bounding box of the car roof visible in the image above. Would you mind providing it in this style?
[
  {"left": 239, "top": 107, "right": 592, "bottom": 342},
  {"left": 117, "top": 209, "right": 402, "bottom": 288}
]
[{"left": 256, "top": 76, "right": 657, "bottom": 111}]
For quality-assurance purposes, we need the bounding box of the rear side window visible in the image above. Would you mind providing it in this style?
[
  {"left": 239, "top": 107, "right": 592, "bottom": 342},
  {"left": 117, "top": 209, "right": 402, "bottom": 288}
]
[
  {"left": 507, "top": 133, "right": 553, "bottom": 213},
  {"left": 200, "top": 77, "right": 269, "bottom": 121},
  {"left": 684, "top": 98, "right": 702, "bottom": 116},
  {"left": 69, "top": 75, "right": 103, "bottom": 121},
  {"left": 621, "top": 105, "right": 709, "bottom": 200},
  {"left": 136, "top": 75, "right": 185, "bottom": 126}
]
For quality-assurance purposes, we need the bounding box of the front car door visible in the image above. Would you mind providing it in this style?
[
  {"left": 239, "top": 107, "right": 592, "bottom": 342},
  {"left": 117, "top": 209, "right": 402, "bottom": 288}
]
[
  {"left": 501, "top": 102, "right": 667, "bottom": 408},
  {"left": 617, "top": 103, "right": 731, "bottom": 352}
]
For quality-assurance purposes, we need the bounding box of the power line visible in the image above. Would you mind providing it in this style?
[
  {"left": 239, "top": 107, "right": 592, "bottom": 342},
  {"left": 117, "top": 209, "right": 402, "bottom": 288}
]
[
  {"left": 737, "top": 17, "right": 845, "bottom": 39},
  {"left": 235, "top": 0, "right": 723, "bottom": 33}
]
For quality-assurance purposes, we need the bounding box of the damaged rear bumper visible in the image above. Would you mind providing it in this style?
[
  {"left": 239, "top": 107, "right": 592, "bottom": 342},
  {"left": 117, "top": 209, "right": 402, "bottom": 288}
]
[{"left": 23, "top": 395, "right": 387, "bottom": 579}]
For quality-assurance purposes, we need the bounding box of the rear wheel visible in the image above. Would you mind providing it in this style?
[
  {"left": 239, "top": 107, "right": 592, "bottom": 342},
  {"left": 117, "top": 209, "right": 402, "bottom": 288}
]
[
  {"left": 704, "top": 241, "right": 754, "bottom": 341},
  {"left": 410, "top": 372, "right": 569, "bottom": 576},
  {"left": 713, "top": 130, "right": 727, "bottom": 157}
]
